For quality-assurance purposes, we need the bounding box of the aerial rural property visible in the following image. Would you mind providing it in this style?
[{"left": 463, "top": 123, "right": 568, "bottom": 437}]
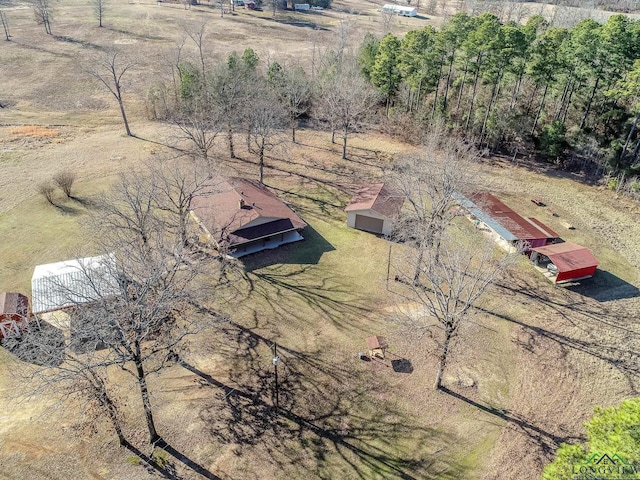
[{"left": 1, "top": 0, "right": 640, "bottom": 478}]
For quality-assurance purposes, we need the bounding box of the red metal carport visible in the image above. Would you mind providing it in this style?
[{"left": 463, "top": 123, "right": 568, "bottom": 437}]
[
  {"left": 0, "top": 292, "right": 30, "bottom": 339},
  {"left": 531, "top": 242, "right": 598, "bottom": 283}
]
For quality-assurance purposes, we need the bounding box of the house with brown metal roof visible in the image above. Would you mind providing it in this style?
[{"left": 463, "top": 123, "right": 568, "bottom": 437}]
[
  {"left": 190, "top": 177, "right": 307, "bottom": 257},
  {"left": 345, "top": 183, "right": 404, "bottom": 236}
]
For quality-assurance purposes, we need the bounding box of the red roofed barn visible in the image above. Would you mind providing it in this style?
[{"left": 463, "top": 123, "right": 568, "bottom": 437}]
[
  {"left": 190, "top": 177, "right": 307, "bottom": 257},
  {"left": 531, "top": 242, "right": 599, "bottom": 283},
  {"left": 345, "top": 183, "right": 404, "bottom": 236}
]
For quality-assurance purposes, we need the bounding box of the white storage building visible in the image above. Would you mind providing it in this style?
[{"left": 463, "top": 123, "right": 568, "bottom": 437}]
[{"left": 381, "top": 4, "right": 418, "bottom": 16}]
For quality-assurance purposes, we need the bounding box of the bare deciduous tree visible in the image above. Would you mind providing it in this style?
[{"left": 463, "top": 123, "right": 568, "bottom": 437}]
[
  {"left": 1, "top": 9, "right": 11, "bottom": 41},
  {"left": 150, "top": 157, "right": 218, "bottom": 247},
  {"left": 6, "top": 326, "right": 129, "bottom": 446},
  {"left": 33, "top": 0, "right": 52, "bottom": 35},
  {"left": 247, "top": 89, "right": 288, "bottom": 183},
  {"left": 391, "top": 131, "right": 478, "bottom": 282},
  {"left": 268, "top": 62, "right": 311, "bottom": 143},
  {"left": 53, "top": 171, "right": 76, "bottom": 198},
  {"left": 390, "top": 128, "right": 514, "bottom": 389},
  {"left": 183, "top": 22, "right": 208, "bottom": 82},
  {"left": 171, "top": 106, "right": 222, "bottom": 166},
  {"left": 396, "top": 229, "right": 516, "bottom": 390},
  {"left": 381, "top": 10, "right": 394, "bottom": 34},
  {"left": 210, "top": 52, "right": 257, "bottom": 159},
  {"left": 316, "top": 57, "right": 379, "bottom": 159},
  {"left": 87, "top": 50, "right": 134, "bottom": 137},
  {"left": 94, "top": 0, "right": 106, "bottom": 27}
]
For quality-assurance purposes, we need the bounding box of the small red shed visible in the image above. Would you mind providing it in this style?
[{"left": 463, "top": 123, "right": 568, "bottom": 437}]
[
  {"left": 0, "top": 292, "right": 30, "bottom": 339},
  {"left": 531, "top": 242, "right": 598, "bottom": 283}
]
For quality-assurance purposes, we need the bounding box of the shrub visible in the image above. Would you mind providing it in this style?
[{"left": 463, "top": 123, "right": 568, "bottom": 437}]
[
  {"left": 607, "top": 177, "right": 618, "bottom": 190},
  {"left": 152, "top": 448, "right": 169, "bottom": 468},
  {"left": 53, "top": 170, "right": 76, "bottom": 198},
  {"left": 37, "top": 181, "right": 56, "bottom": 205}
]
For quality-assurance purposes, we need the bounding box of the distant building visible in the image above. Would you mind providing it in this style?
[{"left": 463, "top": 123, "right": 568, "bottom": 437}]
[
  {"left": 345, "top": 183, "right": 404, "bottom": 236},
  {"left": 455, "top": 192, "right": 559, "bottom": 252},
  {"left": 190, "top": 177, "right": 307, "bottom": 257},
  {"left": 380, "top": 4, "right": 418, "bottom": 16}
]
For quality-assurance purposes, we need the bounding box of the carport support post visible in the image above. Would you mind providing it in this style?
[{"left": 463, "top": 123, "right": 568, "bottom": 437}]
[
  {"left": 272, "top": 343, "right": 280, "bottom": 410},
  {"left": 1, "top": 10, "right": 10, "bottom": 41},
  {"left": 386, "top": 242, "right": 392, "bottom": 288}
]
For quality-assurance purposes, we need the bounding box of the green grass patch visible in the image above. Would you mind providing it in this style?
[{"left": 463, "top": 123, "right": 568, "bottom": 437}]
[{"left": 0, "top": 178, "right": 111, "bottom": 293}]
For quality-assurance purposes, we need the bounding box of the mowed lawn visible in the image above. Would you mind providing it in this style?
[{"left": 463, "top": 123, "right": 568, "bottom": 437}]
[
  {"left": 0, "top": 179, "right": 110, "bottom": 294},
  {"left": 0, "top": 128, "right": 512, "bottom": 479},
  {"left": 2, "top": 128, "right": 639, "bottom": 480}
]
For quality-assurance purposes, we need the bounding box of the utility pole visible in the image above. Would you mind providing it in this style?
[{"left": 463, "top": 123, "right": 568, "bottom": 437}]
[{"left": 272, "top": 342, "right": 280, "bottom": 410}]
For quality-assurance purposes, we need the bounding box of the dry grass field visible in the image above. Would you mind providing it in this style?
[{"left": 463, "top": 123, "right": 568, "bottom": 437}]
[{"left": 1, "top": 0, "right": 640, "bottom": 478}]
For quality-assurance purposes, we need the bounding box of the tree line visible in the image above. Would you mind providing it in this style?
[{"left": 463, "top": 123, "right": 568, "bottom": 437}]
[
  {"left": 142, "top": 14, "right": 640, "bottom": 184},
  {"left": 145, "top": 26, "right": 379, "bottom": 171},
  {"left": 359, "top": 13, "right": 640, "bottom": 178}
]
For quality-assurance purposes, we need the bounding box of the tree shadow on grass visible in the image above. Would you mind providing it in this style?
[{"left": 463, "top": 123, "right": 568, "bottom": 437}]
[
  {"left": 266, "top": 182, "right": 343, "bottom": 209},
  {"left": 481, "top": 278, "right": 640, "bottom": 393},
  {"left": 502, "top": 308, "right": 640, "bottom": 394},
  {"left": 53, "top": 35, "right": 105, "bottom": 50},
  {"left": 11, "top": 39, "right": 73, "bottom": 58},
  {"left": 186, "top": 359, "right": 463, "bottom": 479},
  {"left": 495, "top": 276, "right": 640, "bottom": 335},
  {"left": 124, "top": 433, "right": 223, "bottom": 479},
  {"left": 564, "top": 270, "right": 639, "bottom": 302},
  {"left": 123, "top": 442, "right": 179, "bottom": 479},
  {"left": 54, "top": 203, "right": 82, "bottom": 216},
  {"left": 439, "top": 386, "right": 584, "bottom": 457},
  {"left": 291, "top": 139, "right": 389, "bottom": 171},
  {"left": 71, "top": 196, "right": 102, "bottom": 210},
  {"left": 265, "top": 17, "right": 331, "bottom": 30},
  {"left": 105, "top": 27, "right": 167, "bottom": 42},
  {"left": 227, "top": 153, "right": 357, "bottom": 196},
  {"left": 156, "top": 440, "right": 222, "bottom": 480},
  {"left": 346, "top": 144, "right": 395, "bottom": 169},
  {"left": 130, "top": 133, "right": 189, "bottom": 154},
  {"left": 242, "top": 265, "right": 374, "bottom": 332}
]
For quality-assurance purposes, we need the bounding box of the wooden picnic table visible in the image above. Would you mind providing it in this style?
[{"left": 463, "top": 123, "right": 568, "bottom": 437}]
[{"left": 366, "top": 336, "right": 388, "bottom": 359}]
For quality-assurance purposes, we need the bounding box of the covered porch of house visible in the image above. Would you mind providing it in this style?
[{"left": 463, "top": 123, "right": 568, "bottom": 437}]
[{"left": 230, "top": 230, "right": 304, "bottom": 258}]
